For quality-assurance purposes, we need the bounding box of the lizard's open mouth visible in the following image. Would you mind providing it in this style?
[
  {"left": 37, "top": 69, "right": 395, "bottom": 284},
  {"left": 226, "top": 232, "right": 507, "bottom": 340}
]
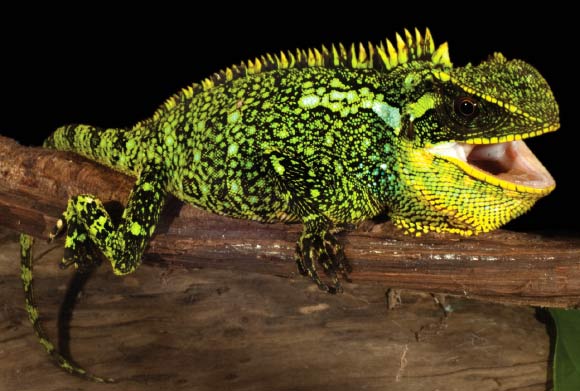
[{"left": 428, "top": 140, "right": 555, "bottom": 195}]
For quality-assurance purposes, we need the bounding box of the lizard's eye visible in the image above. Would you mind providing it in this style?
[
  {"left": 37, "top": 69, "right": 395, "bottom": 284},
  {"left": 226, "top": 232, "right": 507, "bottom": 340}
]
[{"left": 454, "top": 97, "right": 478, "bottom": 119}]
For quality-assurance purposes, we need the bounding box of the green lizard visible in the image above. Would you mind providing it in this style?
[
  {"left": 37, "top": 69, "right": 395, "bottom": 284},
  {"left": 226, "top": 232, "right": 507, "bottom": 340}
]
[{"left": 19, "top": 28, "right": 559, "bottom": 381}]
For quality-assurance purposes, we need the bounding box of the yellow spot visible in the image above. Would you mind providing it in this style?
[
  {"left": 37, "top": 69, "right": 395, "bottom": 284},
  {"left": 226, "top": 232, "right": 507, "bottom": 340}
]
[
  {"left": 130, "top": 222, "right": 142, "bottom": 236},
  {"left": 39, "top": 338, "right": 55, "bottom": 352},
  {"left": 330, "top": 78, "right": 346, "bottom": 89},
  {"left": 227, "top": 111, "right": 241, "bottom": 123},
  {"left": 65, "top": 236, "right": 75, "bottom": 248},
  {"left": 27, "top": 306, "right": 39, "bottom": 322},
  {"left": 21, "top": 265, "right": 32, "bottom": 284},
  {"left": 270, "top": 157, "right": 285, "bottom": 176},
  {"left": 227, "top": 143, "right": 239, "bottom": 155},
  {"left": 299, "top": 95, "right": 320, "bottom": 108},
  {"left": 324, "top": 135, "right": 334, "bottom": 146}
]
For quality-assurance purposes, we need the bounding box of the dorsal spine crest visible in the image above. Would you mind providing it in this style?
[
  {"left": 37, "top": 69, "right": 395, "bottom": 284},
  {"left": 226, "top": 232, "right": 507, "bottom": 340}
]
[
  {"left": 198, "top": 27, "right": 447, "bottom": 92},
  {"left": 142, "top": 28, "right": 450, "bottom": 128}
]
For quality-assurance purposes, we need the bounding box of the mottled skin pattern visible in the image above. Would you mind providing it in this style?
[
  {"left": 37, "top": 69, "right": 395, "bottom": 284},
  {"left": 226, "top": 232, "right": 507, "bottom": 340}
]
[{"left": 19, "top": 28, "right": 559, "bottom": 381}]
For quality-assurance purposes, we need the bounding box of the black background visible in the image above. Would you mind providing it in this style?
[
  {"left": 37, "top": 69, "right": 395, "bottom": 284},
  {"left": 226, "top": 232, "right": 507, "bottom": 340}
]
[{"left": 1, "top": 6, "right": 577, "bottom": 233}]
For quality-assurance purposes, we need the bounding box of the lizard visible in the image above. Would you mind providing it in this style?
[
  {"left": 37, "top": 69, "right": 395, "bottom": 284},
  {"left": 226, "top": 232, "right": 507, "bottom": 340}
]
[{"left": 18, "top": 28, "right": 559, "bottom": 382}]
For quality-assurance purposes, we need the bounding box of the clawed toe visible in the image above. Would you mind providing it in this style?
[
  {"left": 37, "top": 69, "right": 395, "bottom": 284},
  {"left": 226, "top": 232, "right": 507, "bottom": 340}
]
[
  {"left": 295, "top": 231, "right": 351, "bottom": 294},
  {"left": 48, "top": 218, "right": 66, "bottom": 243}
]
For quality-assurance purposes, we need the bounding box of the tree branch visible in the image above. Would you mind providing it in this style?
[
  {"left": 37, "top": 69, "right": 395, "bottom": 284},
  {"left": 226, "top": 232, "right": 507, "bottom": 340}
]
[{"left": 1, "top": 135, "right": 579, "bottom": 308}]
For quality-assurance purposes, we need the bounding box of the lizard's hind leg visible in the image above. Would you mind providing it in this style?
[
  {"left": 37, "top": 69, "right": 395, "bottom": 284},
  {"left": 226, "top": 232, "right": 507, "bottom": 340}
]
[
  {"left": 56, "top": 163, "right": 168, "bottom": 275},
  {"left": 21, "top": 163, "right": 168, "bottom": 381},
  {"left": 264, "top": 150, "right": 352, "bottom": 293},
  {"left": 53, "top": 210, "right": 102, "bottom": 271}
]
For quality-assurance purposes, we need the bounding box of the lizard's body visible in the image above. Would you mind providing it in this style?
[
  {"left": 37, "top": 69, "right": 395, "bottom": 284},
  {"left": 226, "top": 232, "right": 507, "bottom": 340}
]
[
  {"left": 19, "top": 28, "right": 559, "bottom": 381},
  {"left": 48, "top": 67, "right": 405, "bottom": 226}
]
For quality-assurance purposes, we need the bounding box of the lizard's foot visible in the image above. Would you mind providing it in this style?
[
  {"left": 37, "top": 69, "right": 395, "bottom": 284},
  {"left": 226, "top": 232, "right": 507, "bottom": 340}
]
[
  {"left": 295, "top": 231, "right": 351, "bottom": 294},
  {"left": 62, "top": 239, "right": 100, "bottom": 272},
  {"left": 48, "top": 213, "right": 85, "bottom": 270},
  {"left": 59, "top": 215, "right": 100, "bottom": 272}
]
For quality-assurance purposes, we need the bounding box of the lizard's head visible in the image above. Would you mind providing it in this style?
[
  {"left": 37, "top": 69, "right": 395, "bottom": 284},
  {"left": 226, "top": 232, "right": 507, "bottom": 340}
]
[{"left": 389, "top": 45, "right": 559, "bottom": 235}]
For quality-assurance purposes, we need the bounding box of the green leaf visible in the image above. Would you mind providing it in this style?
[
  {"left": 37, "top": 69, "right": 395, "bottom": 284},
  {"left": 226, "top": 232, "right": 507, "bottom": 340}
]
[{"left": 549, "top": 308, "right": 580, "bottom": 390}]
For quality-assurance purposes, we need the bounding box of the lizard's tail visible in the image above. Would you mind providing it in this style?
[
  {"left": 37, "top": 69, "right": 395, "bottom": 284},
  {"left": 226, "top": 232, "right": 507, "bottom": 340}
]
[
  {"left": 19, "top": 234, "right": 114, "bottom": 383},
  {"left": 44, "top": 124, "right": 141, "bottom": 176}
]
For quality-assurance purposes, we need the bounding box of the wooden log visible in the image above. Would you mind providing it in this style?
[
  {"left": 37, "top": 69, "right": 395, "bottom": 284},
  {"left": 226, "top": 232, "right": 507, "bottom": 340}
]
[
  {"left": 0, "top": 229, "right": 552, "bottom": 390},
  {"left": 1, "top": 135, "right": 580, "bottom": 308}
]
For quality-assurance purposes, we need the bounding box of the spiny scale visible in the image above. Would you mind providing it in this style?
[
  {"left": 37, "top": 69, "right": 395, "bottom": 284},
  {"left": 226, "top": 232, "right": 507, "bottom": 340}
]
[
  {"left": 147, "top": 28, "right": 450, "bottom": 126},
  {"left": 200, "top": 27, "right": 447, "bottom": 91}
]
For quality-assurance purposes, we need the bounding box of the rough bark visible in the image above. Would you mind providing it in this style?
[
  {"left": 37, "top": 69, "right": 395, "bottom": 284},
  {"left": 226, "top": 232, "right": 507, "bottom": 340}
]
[{"left": 0, "top": 229, "right": 552, "bottom": 391}]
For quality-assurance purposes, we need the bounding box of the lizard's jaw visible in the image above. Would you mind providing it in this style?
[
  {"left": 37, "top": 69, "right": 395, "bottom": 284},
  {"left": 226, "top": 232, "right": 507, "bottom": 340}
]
[{"left": 428, "top": 140, "right": 555, "bottom": 195}]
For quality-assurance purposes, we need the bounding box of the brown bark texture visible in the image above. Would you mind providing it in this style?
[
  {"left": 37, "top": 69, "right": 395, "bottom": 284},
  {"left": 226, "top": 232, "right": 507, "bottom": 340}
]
[{"left": 0, "top": 229, "right": 552, "bottom": 390}]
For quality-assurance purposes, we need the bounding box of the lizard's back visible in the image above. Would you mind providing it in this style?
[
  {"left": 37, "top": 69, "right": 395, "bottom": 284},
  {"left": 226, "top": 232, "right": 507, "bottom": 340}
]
[{"left": 164, "top": 66, "right": 391, "bottom": 224}]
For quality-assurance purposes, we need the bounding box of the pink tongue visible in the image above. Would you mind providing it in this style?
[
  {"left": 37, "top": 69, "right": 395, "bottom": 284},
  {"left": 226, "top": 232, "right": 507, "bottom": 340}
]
[{"left": 466, "top": 141, "right": 555, "bottom": 188}]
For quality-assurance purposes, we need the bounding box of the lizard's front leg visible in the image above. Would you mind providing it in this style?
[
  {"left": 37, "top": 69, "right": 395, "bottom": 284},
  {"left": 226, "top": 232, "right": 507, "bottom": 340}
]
[
  {"left": 265, "top": 150, "right": 352, "bottom": 293},
  {"left": 53, "top": 163, "right": 167, "bottom": 274},
  {"left": 295, "top": 216, "right": 351, "bottom": 294}
]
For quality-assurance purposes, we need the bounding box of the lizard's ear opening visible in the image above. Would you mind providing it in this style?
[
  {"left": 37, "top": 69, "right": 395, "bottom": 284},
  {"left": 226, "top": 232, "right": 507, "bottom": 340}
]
[{"left": 403, "top": 120, "right": 415, "bottom": 140}]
